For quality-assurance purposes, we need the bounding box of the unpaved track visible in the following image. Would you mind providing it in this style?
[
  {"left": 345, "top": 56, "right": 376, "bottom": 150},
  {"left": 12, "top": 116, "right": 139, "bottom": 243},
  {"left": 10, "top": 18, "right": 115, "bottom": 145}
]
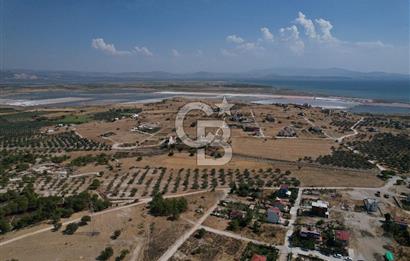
[
  {"left": 157, "top": 189, "right": 228, "bottom": 261},
  {"left": 0, "top": 190, "right": 212, "bottom": 247}
]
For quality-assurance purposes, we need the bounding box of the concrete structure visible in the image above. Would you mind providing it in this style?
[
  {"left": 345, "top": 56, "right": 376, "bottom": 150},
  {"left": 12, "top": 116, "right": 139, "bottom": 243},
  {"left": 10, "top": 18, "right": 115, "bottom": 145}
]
[
  {"left": 300, "top": 227, "right": 321, "bottom": 241},
  {"left": 311, "top": 200, "right": 329, "bottom": 218},
  {"left": 137, "top": 123, "right": 160, "bottom": 133},
  {"left": 363, "top": 198, "right": 378, "bottom": 212}
]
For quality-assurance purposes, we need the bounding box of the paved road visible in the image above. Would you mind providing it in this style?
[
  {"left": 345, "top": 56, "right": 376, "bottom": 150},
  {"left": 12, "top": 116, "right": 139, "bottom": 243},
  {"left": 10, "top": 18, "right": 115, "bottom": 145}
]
[
  {"left": 157, "top": 189, "right": 228, "bottom": 261},
  {"left": 279, "top": 188, "right": 302, "bottom": 261}
]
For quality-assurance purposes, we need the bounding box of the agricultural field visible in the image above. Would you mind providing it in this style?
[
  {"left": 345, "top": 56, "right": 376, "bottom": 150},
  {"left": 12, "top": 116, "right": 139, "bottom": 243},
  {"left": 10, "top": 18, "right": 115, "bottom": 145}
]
[{"left": 0, "top": 96, "right": 408, "bottom": 261}]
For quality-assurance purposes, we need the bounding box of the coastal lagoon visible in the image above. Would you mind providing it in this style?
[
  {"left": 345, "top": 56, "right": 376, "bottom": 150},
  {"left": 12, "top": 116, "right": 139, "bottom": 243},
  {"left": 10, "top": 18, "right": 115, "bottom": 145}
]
[{"left": 0, "top": 82, "right": 409, "bottom": 115}]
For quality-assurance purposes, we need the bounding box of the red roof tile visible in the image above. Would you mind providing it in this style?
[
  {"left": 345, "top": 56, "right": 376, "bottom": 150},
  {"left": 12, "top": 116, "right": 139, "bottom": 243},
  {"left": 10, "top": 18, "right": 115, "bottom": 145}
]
[
  {"left": 335, "top": 230, "right": 350, "bottom": 241},
  {"left": 269, "top": 207, "right": 281, "bottom": 214},
  {"left": 280, "top": 184, "right": 289, "bottom": 189},
  {"left": 251, "top": 254, "right": 267, "bottom": 261}
]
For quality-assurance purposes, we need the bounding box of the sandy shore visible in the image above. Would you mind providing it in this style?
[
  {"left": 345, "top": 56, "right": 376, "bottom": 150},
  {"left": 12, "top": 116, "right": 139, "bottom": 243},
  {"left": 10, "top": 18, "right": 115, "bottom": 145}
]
[{"left": 0, "top": 97, "right": 92, "bottom": 106}]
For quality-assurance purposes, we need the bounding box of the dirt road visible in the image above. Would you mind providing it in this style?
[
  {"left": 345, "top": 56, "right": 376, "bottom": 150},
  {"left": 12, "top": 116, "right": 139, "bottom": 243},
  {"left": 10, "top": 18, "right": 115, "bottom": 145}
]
[{"left": 157, "top": 189, "right": 228, "bottom": 261}]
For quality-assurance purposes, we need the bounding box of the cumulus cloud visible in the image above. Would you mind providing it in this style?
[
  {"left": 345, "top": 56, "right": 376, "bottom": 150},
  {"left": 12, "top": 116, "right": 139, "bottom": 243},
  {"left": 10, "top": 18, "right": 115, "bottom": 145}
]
[
  {"left": 280, "top": 25, "right": 305, "bottom": 54},
  {"left": 260, "top": 27, "right": 274, "bottom": 42},
  {"left": 134, "top": 46, "right": 153, "bottom": 56},
  {"left": 237, "top": 42, "right": 261, "bottom": 51},
  {"left": 315, "top": 18, "right": 336, "bottom": 42},
  {"left": 92, "top": 38, "right": 154, "bottom": 57},
  {"left": 295, "top": 12, "right": 316, "bottom": 39},
  {"left": 91, "top": 38, "right": 130, "bottom": 56},
  {"left": 226, "top": 34, "right": 245, "bottom": 44},
  {"left": 171, "top": 49, "right": 181, "bottom": 57}
]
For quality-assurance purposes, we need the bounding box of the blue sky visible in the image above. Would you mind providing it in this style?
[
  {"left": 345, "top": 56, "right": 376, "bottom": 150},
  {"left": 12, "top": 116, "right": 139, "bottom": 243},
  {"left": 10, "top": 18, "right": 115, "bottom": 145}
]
[{"left": 2, "top": 0, "right": 409, "bottom": 73}]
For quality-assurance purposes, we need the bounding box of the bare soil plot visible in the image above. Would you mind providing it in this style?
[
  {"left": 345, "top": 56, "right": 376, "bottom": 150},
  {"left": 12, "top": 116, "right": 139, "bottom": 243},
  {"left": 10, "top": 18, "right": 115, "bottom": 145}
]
[
  {"left": 75, "top": 118, "right": 147, "bottom": 144},
  {"left": 0, "top": 199, "right": 194, "bottom": 261},
  {"left": 170, "top": 230, "right": 247, "bottom": 261},
  {"left": 203, "top": 215, "right": 286, "bottom": 245},
  {"left": 231, "top": 136, "right": 335, "bottom": 161},
  {"left": 290, "top": 165, "right": 383, "bottom": 187}
]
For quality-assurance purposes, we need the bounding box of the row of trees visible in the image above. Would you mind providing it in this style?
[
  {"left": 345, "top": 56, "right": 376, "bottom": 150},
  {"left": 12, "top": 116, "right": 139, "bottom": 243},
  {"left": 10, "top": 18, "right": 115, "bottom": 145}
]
[
  {"left": 1, "top": 131, "right": 110, "bottom": 151},
  {"left": 316, "top": 149, "right": 374, "bottom": 169},
  {"left": 351, "top": 133, "right": 410, "bottom": 173}
]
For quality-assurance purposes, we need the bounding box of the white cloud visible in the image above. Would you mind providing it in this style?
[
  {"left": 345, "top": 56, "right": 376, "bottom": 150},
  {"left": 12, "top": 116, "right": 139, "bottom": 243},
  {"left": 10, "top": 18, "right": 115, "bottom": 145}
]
[
  {"left": 134, "top": 46, "right": 153, "bottom": 56},
  {"left": 280, "top": 25, "right": 300, "bottom": 40},
  {"left": 237, "top": 42, "right": 264, "bottom": 52},
  {"left": 260, "top": 27, "right": 274, "bottom": 42},
  {"left": 295, "top": 12, "right": 316, "bottom": 39},
  {"left": 315, "top": 18, "right": 336, "bottom": 42},
  {"left": 280, "top": 25, "right": 305, "bottom": 54},
  {"left": 171, "top": 49, "right": 181, "bottom": 57},
  {"left": 226, "top": 34, "right": 245, "bottom": 44},
  {"left": 91, "top": 38, "right": 130, "bottom": 56},
  {"left": 355, "top": 40, "right": 389, "bottom": 48},
  {"left": 196, "top": 49, "right": 204, "bottom": 56}
]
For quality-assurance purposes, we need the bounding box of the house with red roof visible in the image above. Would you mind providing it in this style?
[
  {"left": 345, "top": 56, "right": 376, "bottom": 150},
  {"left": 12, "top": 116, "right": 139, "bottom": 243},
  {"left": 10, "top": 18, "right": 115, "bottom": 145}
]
[
  {"left": 251, "top": 254, "right": 267, "bottom": 261},
  {"left": 335, "top": 230, "right": 350, "bottom": 245},
  {"left": 266, "top": 207, "right": 281, "bottom": 224},
  {"left": 278, "top": 184, "right": 290, "bottom": 197}
]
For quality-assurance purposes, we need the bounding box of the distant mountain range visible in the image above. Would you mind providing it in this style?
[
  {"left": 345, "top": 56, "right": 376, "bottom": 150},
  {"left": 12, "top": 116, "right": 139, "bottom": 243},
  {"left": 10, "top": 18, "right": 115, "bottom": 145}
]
[{"left": 1, "top": 67, "right": 409, "bottom": 84}]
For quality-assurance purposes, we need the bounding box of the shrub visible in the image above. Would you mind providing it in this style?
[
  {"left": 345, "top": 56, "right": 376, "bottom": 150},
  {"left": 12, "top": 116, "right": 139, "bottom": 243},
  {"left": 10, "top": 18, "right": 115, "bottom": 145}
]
[
  {"left": 63, "top": 222, "right": 79, "bottom": 235},
  {"left": 97, "top": 247, "right": 114, "bottom": 261},
  {"left": 111, "top": 229, "right": 121, "bottom": 240}
]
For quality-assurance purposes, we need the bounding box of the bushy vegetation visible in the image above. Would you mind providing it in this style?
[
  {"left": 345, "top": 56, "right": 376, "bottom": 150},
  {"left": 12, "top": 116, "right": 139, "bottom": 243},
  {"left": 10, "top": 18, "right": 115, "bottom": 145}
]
[
  {"left": 229, "top": 181, "right": 262, "bottom": 197},
  {"left": 382, "top": 214, "right": 410, "bottom": 246},
  {"left": 0, "top": 150, "right": 37, "bottom": 183},
  {"left": 148, "top": 193, "right": 188, "bottom": 219},
  {"left": 93, "top": 108, "right": 142, "bottom": 122},
  {"left": 360, "top": 117, "right": 410, "bottom": 130},
  {"left": 0, "top": 111, "right": 51, "bottom": 138},
  {"left": 316, "top": 149, "right": 373, "bottom": 169},
  {"left": 351, "top": 133, "right": 410, "bottom": 173},
  {"left": 0, "top": 186, "right": 110, "bottom": 234},
  {"left": 69, "top": 153, "right": 110, "bottom": 167},
  {"left": 115, "top": 249, "right": 129, "bottom": 261},
  {"left": 289, "top": 230, "right": 315, "bottom": 250},
  {"left": 63, "top": 222, "right": 79, "bottom": 235},
  {"left": 96, "top": 247, "right": 114, "bottom": 261},
  {"left": 240, "top": 242, "right": 278, "bottom": 261}
]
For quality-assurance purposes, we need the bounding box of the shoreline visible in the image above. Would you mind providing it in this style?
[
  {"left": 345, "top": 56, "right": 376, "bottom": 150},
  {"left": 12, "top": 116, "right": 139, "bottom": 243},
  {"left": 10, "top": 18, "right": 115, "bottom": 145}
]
[
  {"left": 0, "top": 90, "right": 409, "bottom": 115},
  {"left": 155, "top": 91, "right": 410, "bottom": 109}
]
